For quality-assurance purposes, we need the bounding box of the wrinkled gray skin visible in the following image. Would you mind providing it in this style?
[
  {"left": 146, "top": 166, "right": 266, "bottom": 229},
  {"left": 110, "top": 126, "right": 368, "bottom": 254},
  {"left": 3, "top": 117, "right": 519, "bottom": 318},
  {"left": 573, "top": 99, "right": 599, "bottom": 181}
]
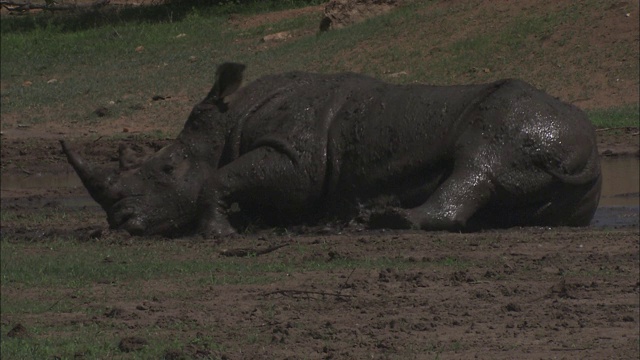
[{"left": 61, "top": 63, "right": 601, "bottom": 237}]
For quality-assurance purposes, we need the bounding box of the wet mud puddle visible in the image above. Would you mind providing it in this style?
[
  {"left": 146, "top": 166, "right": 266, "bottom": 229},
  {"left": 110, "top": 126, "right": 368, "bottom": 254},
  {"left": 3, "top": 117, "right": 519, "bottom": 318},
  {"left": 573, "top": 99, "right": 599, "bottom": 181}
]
[
  {"left": 1, "top": 172, "right": 95, "bottom": 207},
  {"left": 592, "top": 157, "right": 639, "bottom": 228},
  {"left": 1, "top": 158, "right": 638, "bottom": 228},
  {"left": 599, "top": 157, "right": 640, "bottom": 206}
]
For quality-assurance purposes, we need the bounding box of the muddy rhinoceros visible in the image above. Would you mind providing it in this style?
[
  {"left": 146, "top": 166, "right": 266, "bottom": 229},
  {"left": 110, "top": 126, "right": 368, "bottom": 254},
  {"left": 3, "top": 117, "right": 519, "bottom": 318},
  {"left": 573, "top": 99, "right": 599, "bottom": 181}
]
[{"left": 61, "top": 63, "right": 601, "bottom": 237}]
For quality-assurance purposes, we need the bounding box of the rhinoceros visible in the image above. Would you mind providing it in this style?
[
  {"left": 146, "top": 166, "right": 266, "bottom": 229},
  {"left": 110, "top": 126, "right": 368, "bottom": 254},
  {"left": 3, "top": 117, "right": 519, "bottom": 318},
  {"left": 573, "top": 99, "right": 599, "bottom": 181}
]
[{"left": 61, "top": 63, "right": 601, "bottom": 237}]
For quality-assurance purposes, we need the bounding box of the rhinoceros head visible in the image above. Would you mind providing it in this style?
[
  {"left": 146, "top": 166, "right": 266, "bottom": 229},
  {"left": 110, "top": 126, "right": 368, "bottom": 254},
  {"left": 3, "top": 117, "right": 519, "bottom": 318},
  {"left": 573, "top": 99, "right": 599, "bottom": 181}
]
[{"left": 61, "top": 63, "right": 246, "bottom": 236}]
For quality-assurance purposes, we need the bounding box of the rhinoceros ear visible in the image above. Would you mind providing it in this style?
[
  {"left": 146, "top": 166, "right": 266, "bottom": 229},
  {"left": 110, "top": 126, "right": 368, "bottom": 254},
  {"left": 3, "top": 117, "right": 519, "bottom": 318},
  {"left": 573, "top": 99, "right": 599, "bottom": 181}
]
[
  {"left": 119, "top": 143, "right": 154, "bottom": 171},
  {"left": 203, "top": 62, "right": 246, "bottom": 110}
]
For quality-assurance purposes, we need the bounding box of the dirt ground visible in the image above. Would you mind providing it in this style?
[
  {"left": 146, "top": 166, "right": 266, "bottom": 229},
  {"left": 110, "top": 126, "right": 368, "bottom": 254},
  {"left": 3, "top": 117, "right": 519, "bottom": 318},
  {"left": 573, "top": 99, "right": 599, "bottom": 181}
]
[{"left": 4, "top": 226, "right": 639, "bottom": 359}]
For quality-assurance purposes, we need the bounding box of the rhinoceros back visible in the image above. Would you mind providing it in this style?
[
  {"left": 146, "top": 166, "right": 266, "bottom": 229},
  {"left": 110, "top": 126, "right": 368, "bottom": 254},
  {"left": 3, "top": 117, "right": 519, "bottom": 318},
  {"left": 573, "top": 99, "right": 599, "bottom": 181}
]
[{"left": 227, "top": 73, "right": 516, "bottom": 204}]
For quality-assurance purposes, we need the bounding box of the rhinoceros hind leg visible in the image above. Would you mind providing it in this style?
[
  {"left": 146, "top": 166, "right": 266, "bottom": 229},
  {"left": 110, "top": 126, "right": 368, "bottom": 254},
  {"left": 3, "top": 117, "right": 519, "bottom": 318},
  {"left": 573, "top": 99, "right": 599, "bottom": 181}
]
[
  {"left": 506, "top": 172, "right": 601, "bottom": 228},
  {"left": 406, "top": 166, "right": 493, "bottom": 231}
]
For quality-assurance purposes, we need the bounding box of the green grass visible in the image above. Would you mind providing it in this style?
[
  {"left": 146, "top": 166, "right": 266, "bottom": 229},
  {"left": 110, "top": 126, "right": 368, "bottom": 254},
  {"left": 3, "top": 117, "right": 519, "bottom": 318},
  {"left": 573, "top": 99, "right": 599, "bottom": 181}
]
[
  {"left": 0, "top": 237, "right": 240, "bottom": 289},
  {"left": 0, "top": 233, "right": 471, "bottom": 359},
  {"left": 588, "top": 105, "right": 640, "bottom": 128},
  {"left": 0, "top": 0, "right": 326, "bottom": 34},
  {"left": 0, "top": 1, "right": 327, "bottom": 131},
  {"left": 0, "top": 237, "right": 467, "bottom": 290},
  {"left": 1, "top": 0, "right": 638, "bottom": 131},
  {"left": 0, "top": 321, "right": 223, "bottom": 359}
]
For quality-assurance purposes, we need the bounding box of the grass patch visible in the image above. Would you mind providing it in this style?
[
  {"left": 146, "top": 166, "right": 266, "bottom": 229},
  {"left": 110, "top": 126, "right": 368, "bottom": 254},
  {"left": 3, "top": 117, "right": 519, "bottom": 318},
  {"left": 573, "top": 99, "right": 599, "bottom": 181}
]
[
  {"left": 0, "top": 238, "right": 217, "bottom": 288},
  {"left": 0, "top": 0, "right": 326, "bottom": 34},
  {"left": 1, "top": 208, "right": 98, "bottom": 228},
  {"left": 0, "top": 325, "right": 119, "bottom": 360},
  {"left": 0, "top": 234, "right": 470, "bottom": 358},
  {"left": 588, "top": 105, "right": 640, "bottom": 128},
  {"left": 2, "top": 0, "right": 637, "bottom": 132},
  {"left": 1, "top": 237, "right": 468, "bottom": 289},
  {"left": 0, "top": 321, "right": 217, "bottom": 359}
]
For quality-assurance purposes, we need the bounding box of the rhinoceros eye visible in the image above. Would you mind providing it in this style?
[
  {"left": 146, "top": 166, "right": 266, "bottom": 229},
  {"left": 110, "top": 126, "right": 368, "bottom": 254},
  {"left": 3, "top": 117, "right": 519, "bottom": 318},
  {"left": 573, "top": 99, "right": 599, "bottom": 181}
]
[{"left": 162, "top": 164, "right": 174, "bottom": 175}]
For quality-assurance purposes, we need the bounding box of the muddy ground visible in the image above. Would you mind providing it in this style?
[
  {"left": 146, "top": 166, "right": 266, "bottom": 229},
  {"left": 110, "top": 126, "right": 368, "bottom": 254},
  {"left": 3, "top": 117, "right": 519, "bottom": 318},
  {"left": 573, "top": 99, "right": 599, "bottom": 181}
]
[{"left": 1, "top": 129, "right": 639, "bottom": 359}]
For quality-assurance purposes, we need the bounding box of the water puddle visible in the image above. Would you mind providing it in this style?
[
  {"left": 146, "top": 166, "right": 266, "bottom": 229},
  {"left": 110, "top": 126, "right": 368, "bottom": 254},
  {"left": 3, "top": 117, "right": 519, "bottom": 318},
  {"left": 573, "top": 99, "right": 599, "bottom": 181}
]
[
  {"left": 1, "top": 172, "right": 95, "bottom": 207},
  {"left": 598, "top": 157, "right": 639, "bottom": 206},
  {"left": 1, "top": 158, "right": 638, "bottom": 227},
  {"left": 592, "top": 157, "right": 639, "bottom": 228}
]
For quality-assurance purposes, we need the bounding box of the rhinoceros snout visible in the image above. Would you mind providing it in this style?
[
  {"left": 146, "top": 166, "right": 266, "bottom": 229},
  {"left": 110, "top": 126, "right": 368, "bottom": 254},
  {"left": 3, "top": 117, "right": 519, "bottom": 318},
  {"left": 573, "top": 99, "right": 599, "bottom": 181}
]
[
  {"left": 111, "top": 211, "right": 147, "bottom": 236},
  {"left": 120, "top": 217, "right": 147, "bottom": 236},
  {"left": 108, "top": 199, "right": 148, "bottom": 235}
]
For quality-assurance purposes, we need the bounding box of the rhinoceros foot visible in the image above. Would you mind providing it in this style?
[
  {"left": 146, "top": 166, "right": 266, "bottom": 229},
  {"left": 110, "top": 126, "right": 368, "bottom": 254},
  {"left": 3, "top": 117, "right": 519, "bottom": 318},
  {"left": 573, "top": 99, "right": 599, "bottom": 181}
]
[{"left": 197, "top": 213, "right": 237, "bottom": 238}]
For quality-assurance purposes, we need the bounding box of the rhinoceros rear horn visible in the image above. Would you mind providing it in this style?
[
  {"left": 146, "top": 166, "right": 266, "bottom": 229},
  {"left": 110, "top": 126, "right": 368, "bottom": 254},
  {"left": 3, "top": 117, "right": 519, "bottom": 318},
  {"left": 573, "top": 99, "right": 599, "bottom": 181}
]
[
  {"left": 203, "top": 62, "right": 246, "bottom": 109},
  {"left": 60, "top": 140, "right": 118, "bottom": 207}
]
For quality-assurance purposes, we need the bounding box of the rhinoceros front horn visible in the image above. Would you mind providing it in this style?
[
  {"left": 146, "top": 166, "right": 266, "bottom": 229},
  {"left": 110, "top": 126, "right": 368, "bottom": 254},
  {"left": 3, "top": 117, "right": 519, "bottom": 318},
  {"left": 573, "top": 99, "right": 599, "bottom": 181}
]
[{"left": 60, "top": 140, "right": 119, "bottom": 208}]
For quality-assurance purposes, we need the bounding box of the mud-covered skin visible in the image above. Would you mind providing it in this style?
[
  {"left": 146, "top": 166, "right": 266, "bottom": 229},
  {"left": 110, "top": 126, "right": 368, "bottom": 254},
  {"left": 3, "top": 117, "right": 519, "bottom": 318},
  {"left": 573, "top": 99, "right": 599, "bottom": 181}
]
[{"left": 61, "top": 63, "right": 601, "bottom": 237}]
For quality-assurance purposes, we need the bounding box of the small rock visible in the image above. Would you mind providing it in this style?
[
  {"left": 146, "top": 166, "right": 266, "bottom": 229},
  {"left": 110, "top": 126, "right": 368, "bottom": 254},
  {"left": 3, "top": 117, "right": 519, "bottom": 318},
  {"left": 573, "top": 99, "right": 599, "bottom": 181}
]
[
  {"left": 321, "top": 0, "right": 400, "bottom": 31},
  {"left": 163, "top": 349, "right": 184, "bottom": 360},
  {"left": 388, "top": 71, "right": 408, "bottom": 78},
  {"left": 7, "top": 323, "right": 30, "bottom": 338},
  {"left": 104, "top": 307, "right": 124, "bottom": 318},
  {"left": 44, "top": 201, "right": 61, "bottom": 208},
  {"left": 505, "top": 303, "right": 522, "bottom": 312},
  {"left": 47, "top": 79, "right": 58, "bottom": 84},
  {"left": 94, "top": 107, "right": 109, "bottom": 117},
  {"left": 483, "top": 270, "right": 497, "bottom": 278},
  {"left": 118, "top": 336, "right": 148, "bottom": 352},
  {"left": 261, "top": 31, "right": 291, "bottom": 42},
  {"left": 175, "top": 33, "right": 187, "bottom": 38},
  {"left": 22, "top": 81, "right": 32, "bottom": 87},
  {"left": 79, "top": 227, "right": 103, "bottom": 240},
  {"left": 135, "top": 45, "right": 144, "bottom": 53}
]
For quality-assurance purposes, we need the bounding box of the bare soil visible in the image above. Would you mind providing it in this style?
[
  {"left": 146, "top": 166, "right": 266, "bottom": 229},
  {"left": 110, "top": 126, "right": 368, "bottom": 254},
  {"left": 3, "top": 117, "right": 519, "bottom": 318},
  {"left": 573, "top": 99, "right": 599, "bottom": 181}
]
[
  {"left": 1, "top": 1, "right": 639, "bottom": 359},
  {"left": 0, "top": 194, "right": 638, "bottom": 358}
]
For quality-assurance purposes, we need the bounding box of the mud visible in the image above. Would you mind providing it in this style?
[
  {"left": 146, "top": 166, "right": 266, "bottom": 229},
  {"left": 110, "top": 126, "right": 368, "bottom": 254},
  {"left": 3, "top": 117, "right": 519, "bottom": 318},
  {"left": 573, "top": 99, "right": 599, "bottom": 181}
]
[{"left": 599, "top": 157, "right": 640, "bottom": 207}]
